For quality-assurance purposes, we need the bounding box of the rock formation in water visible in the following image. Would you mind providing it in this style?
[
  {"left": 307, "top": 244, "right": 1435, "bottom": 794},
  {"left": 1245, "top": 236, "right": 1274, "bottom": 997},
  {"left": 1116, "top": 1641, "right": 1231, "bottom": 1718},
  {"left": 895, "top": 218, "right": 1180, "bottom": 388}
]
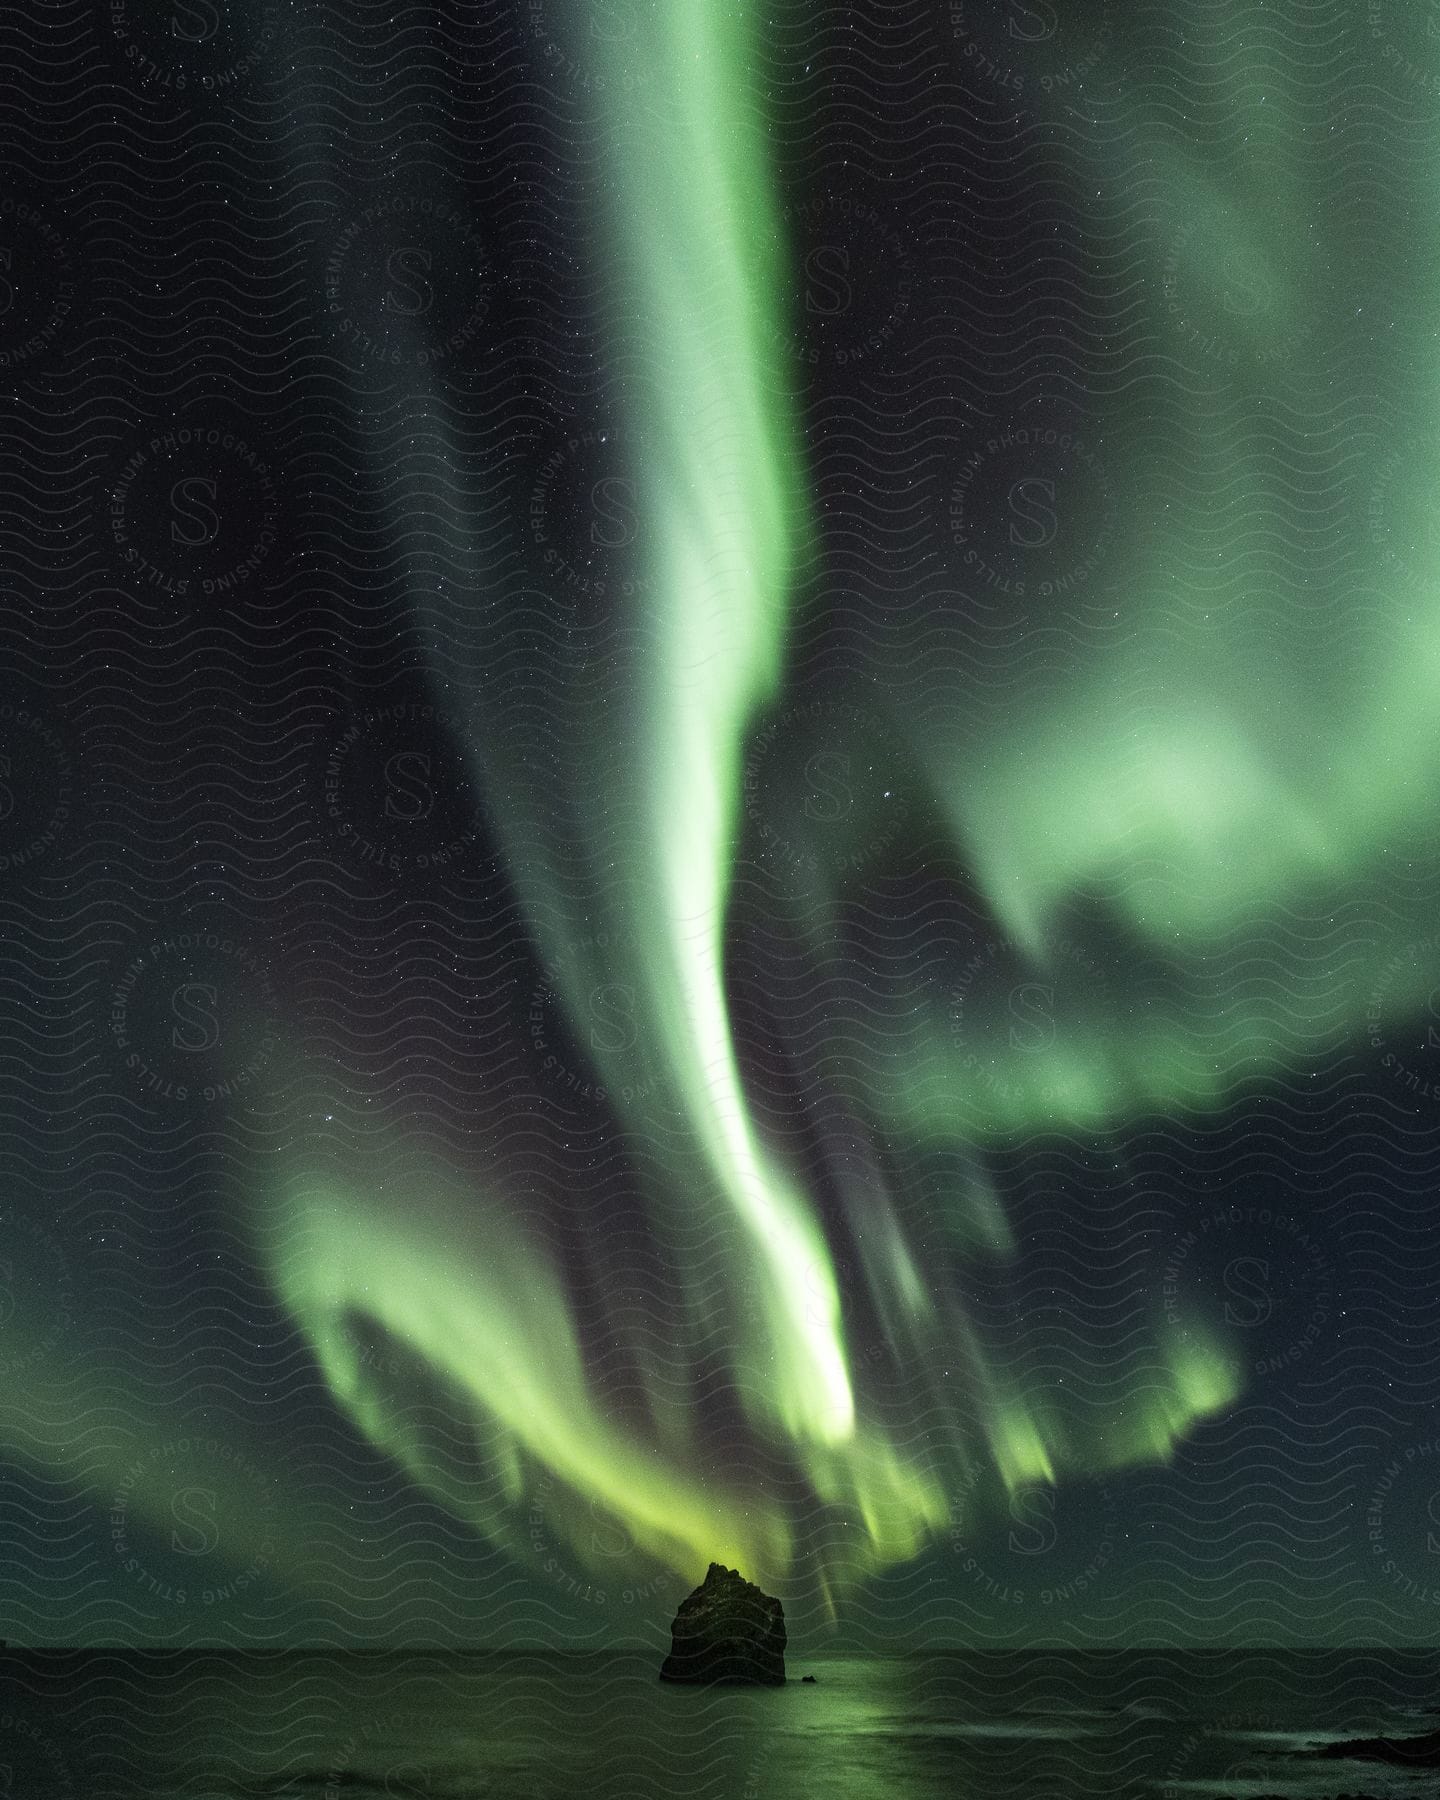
[{"left": 658, "top": 1562, "right": 786, "bottom": 1685}]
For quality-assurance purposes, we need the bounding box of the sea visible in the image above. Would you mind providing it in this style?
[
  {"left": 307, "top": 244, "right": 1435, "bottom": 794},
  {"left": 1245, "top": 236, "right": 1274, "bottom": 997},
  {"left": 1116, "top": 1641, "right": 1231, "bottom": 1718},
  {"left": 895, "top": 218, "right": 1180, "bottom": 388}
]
[{"left": 4, "top": 1649, "right": 1440, "bottom": 1799}]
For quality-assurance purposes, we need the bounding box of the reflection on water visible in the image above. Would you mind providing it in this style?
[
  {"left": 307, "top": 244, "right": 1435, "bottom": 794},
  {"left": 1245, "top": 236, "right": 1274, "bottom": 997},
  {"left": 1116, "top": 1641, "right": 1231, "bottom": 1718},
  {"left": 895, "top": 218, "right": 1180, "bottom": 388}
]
[{"left": 4, "top": 1651, "right": 1439, "bottom": 1800}]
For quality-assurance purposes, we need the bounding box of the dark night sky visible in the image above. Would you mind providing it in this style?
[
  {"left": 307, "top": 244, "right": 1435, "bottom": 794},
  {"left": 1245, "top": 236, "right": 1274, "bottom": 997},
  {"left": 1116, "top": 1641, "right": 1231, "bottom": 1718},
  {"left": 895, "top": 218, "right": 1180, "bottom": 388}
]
[{"left": 1, "top": 0, "right": 1439, "bottom": 1653}]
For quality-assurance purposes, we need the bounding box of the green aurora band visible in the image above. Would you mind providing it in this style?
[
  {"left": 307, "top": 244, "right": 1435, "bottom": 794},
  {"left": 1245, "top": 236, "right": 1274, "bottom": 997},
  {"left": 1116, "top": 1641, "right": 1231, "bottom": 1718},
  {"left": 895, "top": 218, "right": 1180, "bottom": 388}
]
[{"left": 256, "top": 1, "right": 1256, "bottom": 1610}]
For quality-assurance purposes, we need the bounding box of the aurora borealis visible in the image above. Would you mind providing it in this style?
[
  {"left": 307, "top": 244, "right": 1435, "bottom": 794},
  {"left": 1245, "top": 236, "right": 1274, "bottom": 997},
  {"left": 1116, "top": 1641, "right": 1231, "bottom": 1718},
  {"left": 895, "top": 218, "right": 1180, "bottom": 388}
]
[{"left": 4, "top": 0, "right": 1440, "bottom": 1657}]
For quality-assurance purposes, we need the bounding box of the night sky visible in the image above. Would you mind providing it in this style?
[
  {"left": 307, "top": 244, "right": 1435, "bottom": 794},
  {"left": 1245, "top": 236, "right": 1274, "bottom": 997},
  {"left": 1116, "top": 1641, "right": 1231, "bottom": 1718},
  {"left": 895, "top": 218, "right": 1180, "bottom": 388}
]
[{"left": 2, "top": 0, "right": 1439, "bottom": 1654}]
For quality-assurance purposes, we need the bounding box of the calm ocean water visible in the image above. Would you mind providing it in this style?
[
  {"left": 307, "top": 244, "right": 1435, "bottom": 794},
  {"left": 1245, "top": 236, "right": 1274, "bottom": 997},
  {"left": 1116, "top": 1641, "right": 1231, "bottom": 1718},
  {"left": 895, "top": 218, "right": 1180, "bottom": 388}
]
[{"left": 5, "top": 1650, "right": 1439, "bottom": 1799}]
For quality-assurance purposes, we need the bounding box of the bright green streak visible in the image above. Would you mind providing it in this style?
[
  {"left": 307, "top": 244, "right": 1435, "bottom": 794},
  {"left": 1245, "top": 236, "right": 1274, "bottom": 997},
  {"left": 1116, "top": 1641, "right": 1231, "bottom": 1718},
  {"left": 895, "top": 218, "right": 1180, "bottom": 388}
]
[
  {"left": 255, "top": 4, "right": 1245, "bottom": 1601},
  {"left": 259, "top": 0, "right": 960, "bottom": 1593},
  {"left": 592, "top": 4, "right": 858, "bottom": 1453}
]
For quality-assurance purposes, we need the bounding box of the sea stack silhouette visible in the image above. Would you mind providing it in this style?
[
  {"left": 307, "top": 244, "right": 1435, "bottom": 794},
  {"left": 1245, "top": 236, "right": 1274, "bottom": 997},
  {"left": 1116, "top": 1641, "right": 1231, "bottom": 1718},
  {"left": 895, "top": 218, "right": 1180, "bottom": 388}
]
[{"left": 658, "top": 1563, "right": 786, "bottom": 1685}]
